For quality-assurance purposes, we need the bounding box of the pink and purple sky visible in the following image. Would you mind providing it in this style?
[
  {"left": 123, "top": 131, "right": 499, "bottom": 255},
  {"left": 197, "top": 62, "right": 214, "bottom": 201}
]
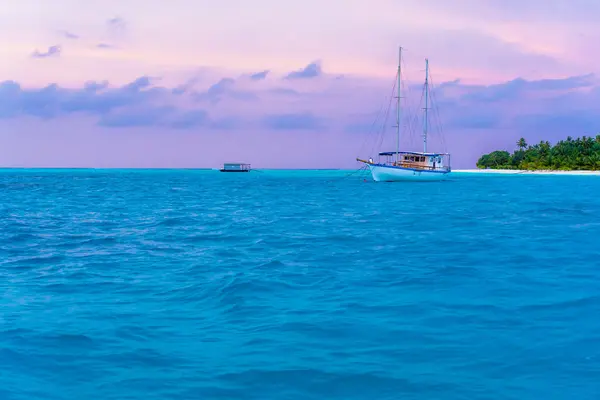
[{"left": 1, "top": 0, "right": 599, "bottom": 168}]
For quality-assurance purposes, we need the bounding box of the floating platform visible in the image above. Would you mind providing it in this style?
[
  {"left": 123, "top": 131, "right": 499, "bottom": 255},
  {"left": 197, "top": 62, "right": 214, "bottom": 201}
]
[{"left": 219, "top": 163, "right": 251, "bottom": 172}]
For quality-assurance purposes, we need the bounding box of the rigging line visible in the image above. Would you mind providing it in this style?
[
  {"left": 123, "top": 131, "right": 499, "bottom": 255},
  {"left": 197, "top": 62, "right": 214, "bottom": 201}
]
[
  {"left": 409, "top": 85, "right": 424, "bottom": 150},
  {"left": 427, "top": 70, "right": 441, "bottom": 135},
  {"left": 356, "top": 94, "right": 386, "bottom": 158},
  {"left": 375, "top": 90, "right": 394, "bottom": 154},
  {"left": 400, "top": 48, "right": 442, "bottom": 153},
  {"left": 370, "top": 72, "right": 398, "bottom": 157},
  {"left": 366, "top": 79, "right": 390, "bottom": 158},
  {"left": 423, "top": 67, "right": 436, "bottom": 146},
  {"left": 399, "top": 57, "right": 415, "bottom": 149},
  {"left": 346, "top": 164, "right": 369, "bottom": 177},
  {"left": 421, "top": 76, "right": 428, "bottom": 150},
  {"left": 428, "top": 71, "right": 448, "bottom": 153},
  {"left": 399, "top": 57, "right": 413, "bottom": 149},
  {"left": 333, "top": 164, "right": 369, "bottom": 182},
  {"left": 405, "top": 73, "right": 425, "bottom": 151},
  {"left": 400, "top": 80, "right": 413, "bottom": 149},
  {"left": 361, "top": 70, "right": 398, "bottom": 153},
  {"left": 400, "top": 55, "right": 426, "bottom": 152},
  {"left": 356, "top": 70, "right": 398, "bottom": 163},
  {"left": 401, "top": 56, "right": 420, "bottom": 148}
]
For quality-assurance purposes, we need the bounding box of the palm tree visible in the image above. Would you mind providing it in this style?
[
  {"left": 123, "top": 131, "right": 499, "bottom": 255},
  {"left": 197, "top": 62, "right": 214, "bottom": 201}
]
[{"left": 480, "top": 134, "right": 600, "bottom": 171}]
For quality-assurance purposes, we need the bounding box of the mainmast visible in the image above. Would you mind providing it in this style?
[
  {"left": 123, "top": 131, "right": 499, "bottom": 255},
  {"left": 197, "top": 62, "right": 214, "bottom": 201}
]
[
  {"left": 423, "top": 58, "right": 429, "bottom": 154},
  {"left": 396, "top": 47, "right": 402, "bottom": 163}
]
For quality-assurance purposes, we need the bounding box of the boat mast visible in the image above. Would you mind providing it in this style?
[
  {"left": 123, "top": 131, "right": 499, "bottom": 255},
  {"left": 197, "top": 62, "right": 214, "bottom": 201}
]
[
  {"left": 396, "top": 47, "right": 402, "bottom": 163},
  {"left": 423, "top": 58, "right": 429, "bottom": 154}
]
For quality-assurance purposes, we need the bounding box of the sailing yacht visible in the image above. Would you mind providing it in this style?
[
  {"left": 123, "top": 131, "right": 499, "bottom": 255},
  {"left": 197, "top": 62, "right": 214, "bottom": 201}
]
[{"left": 357, "top": 48, "right": 451, "bottom": 181}]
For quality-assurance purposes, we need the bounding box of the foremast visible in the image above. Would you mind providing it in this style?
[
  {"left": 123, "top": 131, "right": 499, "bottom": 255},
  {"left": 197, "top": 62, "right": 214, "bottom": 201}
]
[
  {"left": 395, "top": 47, "right": 402, "bottom": 163},
  {"left": 423, "top": 58, "right": 429, "bottom": 154}
]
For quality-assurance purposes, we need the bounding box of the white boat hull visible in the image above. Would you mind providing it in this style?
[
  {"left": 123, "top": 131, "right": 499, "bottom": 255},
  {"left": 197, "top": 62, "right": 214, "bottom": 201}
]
[{"left": 368, "top": 164, "right": 450, "bottom": 182}]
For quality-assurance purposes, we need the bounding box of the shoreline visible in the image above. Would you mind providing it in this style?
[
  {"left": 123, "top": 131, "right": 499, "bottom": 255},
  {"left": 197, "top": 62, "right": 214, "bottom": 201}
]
[{"left": 454, "top": 169, "right": 600, "bottom": 176}]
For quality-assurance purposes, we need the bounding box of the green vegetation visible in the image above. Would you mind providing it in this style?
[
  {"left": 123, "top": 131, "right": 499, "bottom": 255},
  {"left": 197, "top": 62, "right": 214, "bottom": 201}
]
[{"left": 477, "top": 135, "right": 600, "bottom": 170}]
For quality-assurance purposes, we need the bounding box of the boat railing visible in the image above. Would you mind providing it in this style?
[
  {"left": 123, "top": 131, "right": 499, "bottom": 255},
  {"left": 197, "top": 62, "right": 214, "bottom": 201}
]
[{"left": 389, "top": 161, "right": 450, "bottom": 172}]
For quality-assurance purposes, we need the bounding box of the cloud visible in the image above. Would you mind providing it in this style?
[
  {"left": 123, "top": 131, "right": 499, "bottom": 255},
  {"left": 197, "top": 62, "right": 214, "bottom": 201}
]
[
  {"left": 193, "top": 77, "right": 258, "bottom": 103},
  {"left": 513, "top": 112, "right": 600, "bottom": 135},
  {"left": 20, "top": 84, "right": 62, "bottom": 118},
  {"left": 261, "top": 112, "right": 324, "bottom": 130},
  {"left": 267, "top": 88, "right": 300, "bottom": 96},
  {"left": 285, "top": 62, "right": 322, "bottom": 80},
  {"left": 0, "top": 76, "right": 244, "bottom": 130},
  {"left": 193, "top": 78, "right": 233, "bottom": 103},
  {"left": 107, "top": 17, "right": 126, "bottom": 29},
  {"left": 96, "top": 43, "right": 116, "bottom": 50},
  {"left": 31, "top": 45, "right": 62, "bottom": 59},
  {"left": 2, "top": 71, "right": 600, "bottom": 167},
  {"left": 415, "top": 0, "right": 600, "bottom": 24},
  {"left": 84, "top": 81, "right": 109, "bottom": 92},
  {"left": 122, "top": 76, "right": 154, "bottom": 91},
  {"left": 249, "top": 70, "right": 269, "bottom": 80},
  {"left": 445, "top": 113, "right": 503, "bottom": 130},
  {"left": 207, "top": 78, "right": 235, "bottom": 97},
  {"left": 521, "top": 74, "right": 595, "bottom": 91},
  {"left": 172, "top": 78, "right": 199, "bottom": 95},
  {"left": 99, "top": 106, "right": 176, "bottom": 127},
  {"left": 59, "top": 30, "right": 79, "bottom": 39},
  {"left": 0, "top": 77, "right": 164, "bottom": 122},
  {"left": 458, "top": 74, "right": 596, "bottom": 103},
  {"left": 107, "top": 17, "right": 127, "bottom": 35},
  {"left": 0, "top": 81, "right": 21, "bottom": 118}
]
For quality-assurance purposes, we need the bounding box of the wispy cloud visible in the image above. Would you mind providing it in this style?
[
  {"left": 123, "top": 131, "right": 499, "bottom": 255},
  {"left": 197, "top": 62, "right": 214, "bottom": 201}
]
[
  {"left": 206, "top": 78, "right": 235, "bottom": 97},
  {"left": 31, "top": 45, "right": 62, "bottom": 59},
  {"left": 96, "top": 43, "right": 116, "bottom": 50},
  {"left": 454, "top": 74, "right": 596, "bottom": 103},
  {"left": 285, "top": 62, "right": 322, "bottom": 80},
  {"left": 172, "top": 78, "right": 198, "bottom": 95},
  {"left": 59, "top": 30, "right": 79, "bottom": 39},
  {"left": 122, "top": 76, "right": 154, "bottom": 91},
  {"left": 267, "top": 88, "right": 300, "bottom": 97},
  {"left": 84, "top": 81, "right": 109, "bottom": 92},
  {"left": 249, "top": 70, "right": 270, "bottom": 81},
  {"left": 193, "top": 77, "right": 258, "bottom": 103},
  {"left": 107, "top": 17, "right": 127, "bottom": 34}
]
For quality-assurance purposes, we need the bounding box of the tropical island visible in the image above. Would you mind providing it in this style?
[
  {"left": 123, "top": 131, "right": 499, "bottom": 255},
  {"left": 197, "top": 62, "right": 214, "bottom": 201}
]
[{"left": 476, "top": 135, "right": 600, "bottom": 171}]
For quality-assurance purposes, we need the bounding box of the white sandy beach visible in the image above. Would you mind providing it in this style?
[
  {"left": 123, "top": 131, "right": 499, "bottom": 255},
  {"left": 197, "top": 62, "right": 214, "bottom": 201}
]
[{"left": 454, "top": 169, "right": 600, "bottom": 176}]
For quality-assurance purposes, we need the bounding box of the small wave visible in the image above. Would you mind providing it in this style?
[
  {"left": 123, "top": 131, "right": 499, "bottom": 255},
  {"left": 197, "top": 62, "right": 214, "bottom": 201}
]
[
  {"left": 157, "top": 217, "right": 190, "bottom": 227},
  {"left": 3, "top": 233, "right": 39, "bottom": 243},
  {"left": 4, "top": 254, "right": 65, "bottom": 266},
  {"left": 216, "top": 368, "right": 452, "bottom": 396},
  {"left": 517, "top": 295, "right": 600, "bottom": 312}
]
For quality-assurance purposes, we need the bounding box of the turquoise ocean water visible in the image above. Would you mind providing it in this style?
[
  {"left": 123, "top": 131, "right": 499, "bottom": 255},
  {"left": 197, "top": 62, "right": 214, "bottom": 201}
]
[{"left": 1, "top": 169, "right": 599, "bottom": 399}]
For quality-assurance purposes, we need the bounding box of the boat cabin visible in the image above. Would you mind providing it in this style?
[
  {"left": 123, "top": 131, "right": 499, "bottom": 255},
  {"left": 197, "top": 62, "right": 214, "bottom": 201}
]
[
  {"left": 378, "top": 151, "right": 450, "bottom": 172},
  {"left": 220, "top": 163, "right": 251, "bottom": 172}
]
